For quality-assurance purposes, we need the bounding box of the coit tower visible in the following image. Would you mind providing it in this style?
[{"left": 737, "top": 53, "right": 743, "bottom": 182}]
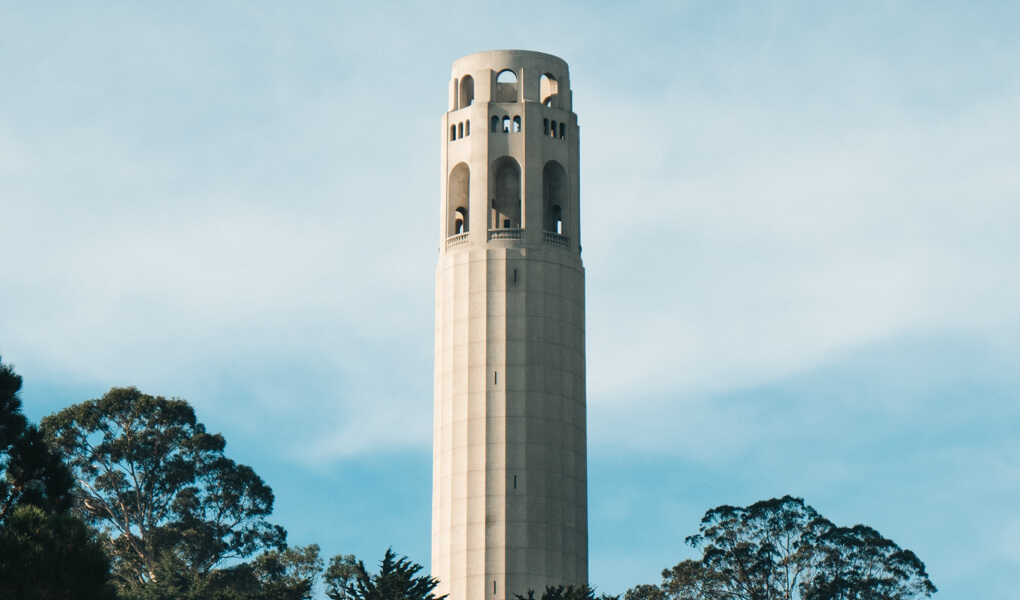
[{"left": 432, "top": 50, "right": 587, "bottom": 600}]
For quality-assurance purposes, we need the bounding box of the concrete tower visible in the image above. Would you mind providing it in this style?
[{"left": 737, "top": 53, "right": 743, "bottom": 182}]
[{"left": 433, "top": 50, "right": 587, "bottom": 600}]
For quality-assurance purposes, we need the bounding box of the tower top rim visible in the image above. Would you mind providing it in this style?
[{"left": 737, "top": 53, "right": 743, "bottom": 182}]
[{"left": 452, "top": 49, "right": 568, "bottom": 75}]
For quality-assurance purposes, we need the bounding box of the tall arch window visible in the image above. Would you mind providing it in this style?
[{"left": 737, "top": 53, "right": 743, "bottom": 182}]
[
  {"left": 543, "top": 161, "right": 567, "bottom": 235},
  {"left": 540, "top": 73, "right": 559, "bottom": 107},
  {"left": 559, "top": 122, "right": 566, "bottom": 139},
  {"left": 450, "top": 125, "right": 456, "bottom": 141},
  {"left": 513, "top": 116, "right": 521, "bottom": 133},
  {"left": 496, "top": 69, "right": 518, "bottom": 102},
  {"left": 448, "top": 163, "right": 470, "bottom": 237},
  {"left": 550, "top": 120, "right": 558, "bottom": 138},
  {"left": 459, "top": 75, "right": 474, "bottom": 108},
  {"left": 457, "top": 122, "right": 464, "bottom": 139},
  {"left": 502, "top": 116, "right": 510, "bottom": 133},
  {"left": 491, "top": 157, "right": 522, "bottom": 229},
  {"left": 465, "top": 120, "right": 470, "bottom": 136},
  {"left": 491, "top": 115, "right": 498, "bottom": 132}
]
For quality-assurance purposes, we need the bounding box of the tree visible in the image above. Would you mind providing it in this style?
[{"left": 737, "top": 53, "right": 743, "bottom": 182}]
[
  {"left": 0, "top": 504, "right": 119, "bottom": 599},
  {"left": 686, "top": 496, "right": 826, "bottom": 600},
  {"left": 624, "top": 583, "right": 666, "bottom": 600},
  {"left": 0, "top": 356, "right": 73, "bottom": 520},
  {"left": 328, "top": 548, "right": 446, "bottom": 600},
  {"left": 805, "top": 524, "right": 937, "bottom": 600},
  {"left": 515, "top": 584, "right": 619, "bottom": 600},
  {"left": 42, "top": 387, "right": 286, "bottom": 587},
  {"left": 126, "top": 543, "right": 323, "bottom": 600},
  {"left": 628, "top": 496, "right": 936, "bottom": 600},
  {"left": 0, "top": 356, "right": 118, "bottom": 598},
  {"left": 324, "top": 553, "right": 360, "bottom": 600},
  {"left": 659, "top": 560, "right": 726, "bottom": 600}
]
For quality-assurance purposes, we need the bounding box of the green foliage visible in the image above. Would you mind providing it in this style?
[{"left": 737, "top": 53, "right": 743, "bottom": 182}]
[
  {"left": 0, "top": 357, "right": 117, "bottom": 597},
  {"left": 805, "top": 524, "right": 937, "bottom": 600},
  {"left": 0, "top": 493, "right": 119, "bottom": 599},
  {"left": 324, "top": 553, "right": 360, "bottom": 600},
  {"left": 330, "top": 548, "right": 446, "bottom": 600},
  {"left": 0, "top": 356, "right": 73, "bottom": 520},
  {"left": 623, "top": 583, "right": 666, "bottom": 600},
  {"left": 628, "top": 496, "right": 936, "bottom": 600},
  {"left": 658, "top": 559, "right": 728, "bottom": 600},
  {"left": 515, "top": 584, "right": 618, "bottom": 600},
  {"left": 124, "top": 544, "right": 323, "bottom": 600},
  {"left": 42, "top": 386, "right": 286, "bottom": 587}
]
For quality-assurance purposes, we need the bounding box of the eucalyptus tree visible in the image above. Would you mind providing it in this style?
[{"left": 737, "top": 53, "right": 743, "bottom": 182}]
[
  {"left": 629, "top": 496, "right": 936, "bottom": 600},
  {"left": 42, "top": 386, "right": 286, "bottom": 586}
]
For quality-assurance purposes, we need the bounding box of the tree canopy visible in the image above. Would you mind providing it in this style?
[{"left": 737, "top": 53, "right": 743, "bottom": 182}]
[
  {"left": 327, "top": 547, "right": 446, "bottom": 600},
  {"left": 0, "top": 356, "right": 118, "bottom": 598},
  {"left": 629, "top": 496, "right": 936, "bottom": 600},
  {"left": 42, "top": 387, "right": 286, "bottom": 586},
  {"left": 516, "top": 584, "right": 619, "bottom": 600},
  {"left": 0, "top": 356, "right": 73, "bottom": 520}
]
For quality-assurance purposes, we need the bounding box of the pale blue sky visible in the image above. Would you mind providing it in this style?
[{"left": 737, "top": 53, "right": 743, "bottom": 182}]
[{"left": 2, "top": 2, "right": 1018, "bottom": 598}]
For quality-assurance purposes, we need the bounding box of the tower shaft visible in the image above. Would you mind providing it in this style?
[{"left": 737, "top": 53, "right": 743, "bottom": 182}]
[{"left": 433, "top": 50, "right": 587, "bottom": 600}]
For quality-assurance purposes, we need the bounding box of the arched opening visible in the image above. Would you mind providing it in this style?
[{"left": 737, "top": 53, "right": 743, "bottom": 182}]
[
  {"left": 447, "top": 163, "right": 470, "bottom": 237},
  {"left": 491, "top": 157, "right": 522, "bottom": 229},
  {"left": 457, "top": 122, "right": 464, "bottom": 139},
  {"left": 502, "top": 116, "right": 510, "bottom": 133},
  {"left": 543, "top": 118, "right": 549, "bottom": 135},
  {"left": 496, "top": 69, "right": 518, "bottom": 103},
  {"left": 450, "top": 125, "right": 456, "bottom": 141},
  {"left": 465, "top": 120, "right": 470, "bottom": 136},
  {"left": 559, "top": 122, "right": 566, "bottom": 139},
  {"left": 543, "top": 161, "right": 567, "bottom": 235},
  {"left": 513, "top": 116, "right": 521, "bottom": 133},
  {"left": 540, "top": 73, "right": 559, "bottom": 107},
  {"left": 459, "top": 75, "right": 474, "bottom": 108},
  {"left": 550, "top": 120, "right": 558, "bottom": 138},
  {"left": 491, "top": 115, "right": 498, "bottom": 132}
]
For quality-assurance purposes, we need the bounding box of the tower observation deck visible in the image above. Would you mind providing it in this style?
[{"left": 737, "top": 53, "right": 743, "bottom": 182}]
[{"left": 432, "top": 50, "right": 587, "bottom": 600}]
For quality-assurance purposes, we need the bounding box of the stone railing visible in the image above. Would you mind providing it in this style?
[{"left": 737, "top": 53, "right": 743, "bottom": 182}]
[
  {"left": 544, "top": 231, "right": 569, "bottom": 248},
  {"left": 488, "top": 228, "right": 523, "bottom": 241},
  {"left": 445, "top": 232, "right": 470, "bottom": 249}
]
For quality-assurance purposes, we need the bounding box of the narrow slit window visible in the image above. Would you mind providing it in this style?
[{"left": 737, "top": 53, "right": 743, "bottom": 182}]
[
  {"left": 550, "top": 120, "right": 558, "bottom": 137},
  {"left": 494, "top": 370, "right": 498, "bottom": 385},
  {"left": 513, "top": 268, "right": 517, "bottom": 283},
  {"left": 513, "top": 475, "right": 517, "bottom": 489},
  {"left": 450, "top": 125, "right": 456, "bottom": 141},
  {"left": 543, "top": 118, "right": 549, "bottom": 135},
  {"left": 560, "top": 122, "right": 566, "bottom": 139},
  {"left": 502, "top": 116, "right": 510, "bottom": 132},
  {"left": 491, "top": 115, "right": 498, "bottom": 132},
  {"left": 513, "top": 115, "right": 521, "bottom": 133},
  {"left": 465, "top": 120, "right": 470, "bottom": 136},
  {"left": 457, "top": 122, "right": 463, "bottom": 139}
]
